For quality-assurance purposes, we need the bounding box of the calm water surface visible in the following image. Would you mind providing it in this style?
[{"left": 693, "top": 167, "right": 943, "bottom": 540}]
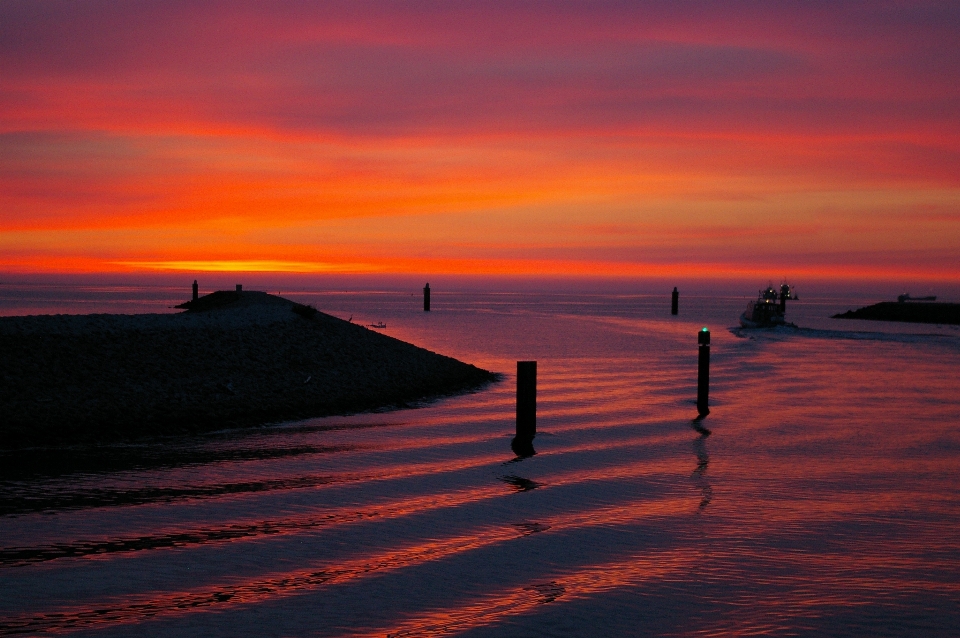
[{"left": 1, "top": 285, "right": 959, "bottom": 636}]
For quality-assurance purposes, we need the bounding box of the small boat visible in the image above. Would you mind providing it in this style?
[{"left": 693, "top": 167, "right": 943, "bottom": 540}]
[
  {"left": 740, "top": 283, "right": 797, "bottom": 328},
  {"left": 369, "top": 321, "right": 387, "bottom": 329},
  {"left": 897, "top": 293, "right": 936, "bottom": 303}
]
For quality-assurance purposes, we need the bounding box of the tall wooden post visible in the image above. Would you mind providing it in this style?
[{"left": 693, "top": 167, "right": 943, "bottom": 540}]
[
  {"left": 671, "top": 287, "right": 679, "bottom": 315},
  {"left": 697, "top": 328, "right": 710, "bottom": 416},
  {"left": 192, "top": 280, "right": 198, "bottom": 302},
  {"left": 517, "top": 361, "right": 537, "bottom": 438},
  {"left": 423, "top": 283, "right": 430, "bottom": 312}
]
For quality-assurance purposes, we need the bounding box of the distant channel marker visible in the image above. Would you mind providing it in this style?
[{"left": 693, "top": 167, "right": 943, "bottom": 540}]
[{"left": 0, "top": 290, "right": 499, "bottom": 449}]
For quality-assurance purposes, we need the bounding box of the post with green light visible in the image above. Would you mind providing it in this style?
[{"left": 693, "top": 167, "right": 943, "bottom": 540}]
[{"left": 697, "top": 327, "right": 710, "bottom": 416}]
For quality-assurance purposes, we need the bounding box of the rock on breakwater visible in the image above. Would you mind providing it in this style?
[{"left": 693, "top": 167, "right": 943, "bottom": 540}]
[{"left": 0, "top": 291, "right": 498, "bottom": 448}]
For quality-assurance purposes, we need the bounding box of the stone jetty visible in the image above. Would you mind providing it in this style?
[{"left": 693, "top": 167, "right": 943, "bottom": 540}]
[
  {"left": 832, "top": 301, "right": 960, "bottom": 325},
  {"left": 0, "top": 291, "right": 497, "bottom": 448}
]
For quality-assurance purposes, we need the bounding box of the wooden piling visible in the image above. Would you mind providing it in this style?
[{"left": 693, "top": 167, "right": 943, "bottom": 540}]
[
  {"left": 192, "top": 280, "right": 198, "bottom": 302},
  {"left": 671, "top": 287, "right": 679, "bottom": 315},
  {"left": 423, "top": 283, "right": 431, "bottom": 312},
  {"left": 517, "top": 361, "right": 537, "bottom": 437},
  {"left": 697, "top": 328, "right": 710, "bottom": 416}
]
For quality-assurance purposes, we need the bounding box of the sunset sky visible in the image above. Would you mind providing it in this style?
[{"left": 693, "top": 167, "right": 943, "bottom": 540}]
[{"left": 2, "top": 1, "right": 958, "bottom": 280}]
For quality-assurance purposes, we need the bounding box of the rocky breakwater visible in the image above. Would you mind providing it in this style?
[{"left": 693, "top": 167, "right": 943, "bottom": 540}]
[
  {"left": 0, "top": 291, "right": 498, "bottom": 448},
  {"left": 832, "top": 301, "right": 960, "bottom": 325}
]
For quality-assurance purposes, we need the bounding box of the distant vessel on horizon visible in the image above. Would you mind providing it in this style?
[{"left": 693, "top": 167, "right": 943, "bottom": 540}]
[{"left": 740, "top": 283, "right": 797, "bottom": 329}]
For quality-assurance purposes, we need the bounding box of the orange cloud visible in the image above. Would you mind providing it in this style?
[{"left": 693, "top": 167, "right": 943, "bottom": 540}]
[{"left": 1, "top": 2, "right": 959, "bottom": 280}]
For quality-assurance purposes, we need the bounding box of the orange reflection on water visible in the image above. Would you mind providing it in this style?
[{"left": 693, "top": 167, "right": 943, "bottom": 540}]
[
  {"left": 3, "top": 495, "right": 695, "bottom": 635},
  {"left": 680, "top": 549, "right": 960, "bottom": 638},
  {"left": 6, "top": 436, "right": 692, "bottom": 568},
  {"left": 362, "top": 549, "right": 698, "bottom": 638}
]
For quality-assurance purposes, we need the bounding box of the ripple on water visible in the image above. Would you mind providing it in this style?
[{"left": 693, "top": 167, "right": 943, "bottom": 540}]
[{"left": 1, "top": 291, "right": 959, "bottom": 636}]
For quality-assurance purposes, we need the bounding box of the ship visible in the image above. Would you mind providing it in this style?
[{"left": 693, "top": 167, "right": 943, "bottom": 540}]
[{"left": 740, "top": 283, "right": 797, "bottom": 328}]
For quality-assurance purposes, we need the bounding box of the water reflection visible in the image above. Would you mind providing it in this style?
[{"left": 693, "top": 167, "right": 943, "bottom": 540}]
[
  {"left": 499, "top": 475, "right": 541, "bottom": 492},
  {"left": 3, "top": 288, "right": 958, "bottom": 637},
  {"left": 691, "top": 417, "right": 711, "bottom": 436},
  {"left": 513, "top": 522, "right": 551, "bottom": 536},
  {"left": 0, "top": 442, "right": 354, "bottom": 482},
  {"left": 691, "top": 433, "right": 712, "bottom": 510},
  {"left": 526, "top": 581, "right": 566, "bottom": 604}
]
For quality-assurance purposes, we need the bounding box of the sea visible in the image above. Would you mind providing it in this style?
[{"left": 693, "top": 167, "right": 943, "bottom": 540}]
[{"left": 1, "top": 280, "right": 959, "bottom": 637}]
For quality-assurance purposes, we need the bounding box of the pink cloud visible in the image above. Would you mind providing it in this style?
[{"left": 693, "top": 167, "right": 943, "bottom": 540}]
[{"left": 2, "top": 1, "right": 959, "bottom": 276}]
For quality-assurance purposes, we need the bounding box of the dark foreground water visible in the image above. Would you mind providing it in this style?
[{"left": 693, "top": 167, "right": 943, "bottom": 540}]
[{"left": 1, "top": 285, "right": 959, "bottom": 636}]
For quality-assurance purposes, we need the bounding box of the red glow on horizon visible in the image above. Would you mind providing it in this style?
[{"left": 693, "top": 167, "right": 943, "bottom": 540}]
[
  {"left": 2, "top": 254, "right": 956, "bottom": 285},
  {"left": 1, "top": 2, "right": 958, "bottom": 280}
]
